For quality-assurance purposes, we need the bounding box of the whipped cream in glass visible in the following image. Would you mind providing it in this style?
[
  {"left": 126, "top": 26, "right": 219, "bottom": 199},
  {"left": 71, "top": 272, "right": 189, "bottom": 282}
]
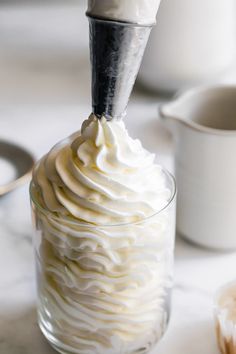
[
  {"left": 87, "top": 0, "right": 162, "bottom": 25},
  {"left": 30, "top": 115, "right": 176, "bottom": 354}
]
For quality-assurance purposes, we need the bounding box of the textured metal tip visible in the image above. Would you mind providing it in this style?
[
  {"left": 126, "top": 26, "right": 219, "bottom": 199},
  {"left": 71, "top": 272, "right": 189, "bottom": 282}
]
[{"left": 88, "top": 16, "right": 152, "bottom": 120}]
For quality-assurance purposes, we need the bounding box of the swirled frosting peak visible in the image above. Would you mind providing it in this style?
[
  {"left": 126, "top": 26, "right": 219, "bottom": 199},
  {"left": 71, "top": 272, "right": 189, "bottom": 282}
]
[{"left": 33, "top": 114, "right": 170, "bottom": 225}]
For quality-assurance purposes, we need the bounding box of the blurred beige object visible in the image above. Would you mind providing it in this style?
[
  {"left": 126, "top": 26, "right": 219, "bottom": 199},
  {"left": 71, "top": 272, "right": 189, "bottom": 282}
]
[
  {"left": 215, "top": 281, "right": 236, "bottom": 354},
  {"left": 139, "top": 0, "right": 236, "bottom": 93}
]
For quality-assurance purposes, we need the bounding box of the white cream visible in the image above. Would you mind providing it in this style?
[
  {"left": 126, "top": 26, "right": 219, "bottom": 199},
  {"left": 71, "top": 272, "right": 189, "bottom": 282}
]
[
  {"left": 87, "top": 0, "right": 162, "bottom": 25},
  {"left": 33, "top": 115, "right": 170, "bottom": 224},
  {"left": 32, "top": 115, "right": 174, "bottom": 354}
]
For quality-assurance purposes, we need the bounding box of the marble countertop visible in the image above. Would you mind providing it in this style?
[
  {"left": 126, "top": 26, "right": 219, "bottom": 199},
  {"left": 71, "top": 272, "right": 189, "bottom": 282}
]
[{"left": 1, "top": 2, "right": 236, "bottom": 354}]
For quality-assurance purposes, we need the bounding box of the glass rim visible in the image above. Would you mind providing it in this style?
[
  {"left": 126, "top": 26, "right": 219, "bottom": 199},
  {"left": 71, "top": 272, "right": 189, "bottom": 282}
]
[{"left": 30, "top": 168, "right": 176, "bottom": 228}]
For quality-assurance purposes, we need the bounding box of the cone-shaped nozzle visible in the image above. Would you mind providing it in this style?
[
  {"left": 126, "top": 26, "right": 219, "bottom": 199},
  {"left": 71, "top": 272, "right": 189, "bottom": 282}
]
[{"left": 88, "top": 16, "right": 152, "bottom": 120}]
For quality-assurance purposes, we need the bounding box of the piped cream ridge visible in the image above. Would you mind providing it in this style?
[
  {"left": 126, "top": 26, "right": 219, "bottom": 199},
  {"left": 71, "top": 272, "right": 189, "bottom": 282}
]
[{"left": 33, "top": 114, "right": 170, "bottom": 225}]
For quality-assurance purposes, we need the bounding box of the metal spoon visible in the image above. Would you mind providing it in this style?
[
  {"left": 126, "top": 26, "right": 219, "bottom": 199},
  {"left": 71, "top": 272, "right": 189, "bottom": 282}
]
[{"left": 0, "top": 140, "right": 34, "bottom": 196}]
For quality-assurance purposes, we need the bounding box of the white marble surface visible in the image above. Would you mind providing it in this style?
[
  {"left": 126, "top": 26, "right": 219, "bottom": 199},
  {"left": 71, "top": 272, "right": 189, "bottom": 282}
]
[{"left": 1, "top": 2, "right": 236, "bottom": 354}]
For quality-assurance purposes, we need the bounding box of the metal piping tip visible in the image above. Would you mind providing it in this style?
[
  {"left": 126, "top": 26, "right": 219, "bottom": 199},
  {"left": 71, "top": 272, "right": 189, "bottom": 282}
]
[{"left": 88, "top": 16, "right": 152, "bottom": 121}]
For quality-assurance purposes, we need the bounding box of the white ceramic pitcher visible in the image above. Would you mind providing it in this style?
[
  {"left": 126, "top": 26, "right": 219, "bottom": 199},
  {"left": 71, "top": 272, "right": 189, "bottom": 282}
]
[{"left": 160, "top": 86, "right": 236, "bottom": 250}]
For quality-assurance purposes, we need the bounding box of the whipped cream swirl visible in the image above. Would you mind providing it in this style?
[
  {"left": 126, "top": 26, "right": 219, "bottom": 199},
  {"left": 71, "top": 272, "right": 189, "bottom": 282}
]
[
  {"left": 32, "top": 115, "right": 174, "bottom": 354},
  {"left": 33, "top": 114, "right": 170, "bottom": 225}
]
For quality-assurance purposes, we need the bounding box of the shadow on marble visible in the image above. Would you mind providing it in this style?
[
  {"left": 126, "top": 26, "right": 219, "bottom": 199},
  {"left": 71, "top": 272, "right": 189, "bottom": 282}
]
[
  {"left": 0, "top": 307, "right": 219, "bottom": 354},
  {"left": 174, "top": 234, "right": 236, "bottom": 261},
  {"left": 155, "top": 318, "right": 219, "bottom": 354},
  {"left": 0, "top": 307, "right": 56, "bottom": 354}
]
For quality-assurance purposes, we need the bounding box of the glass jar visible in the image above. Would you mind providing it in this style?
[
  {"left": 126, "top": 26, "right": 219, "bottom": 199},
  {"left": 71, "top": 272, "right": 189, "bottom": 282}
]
[{"left": 30, "top": 170, "right": 176, "bottom": 354}]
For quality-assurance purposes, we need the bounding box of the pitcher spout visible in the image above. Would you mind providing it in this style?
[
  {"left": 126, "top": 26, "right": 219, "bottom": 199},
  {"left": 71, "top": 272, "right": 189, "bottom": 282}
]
[{"left": 159, "top": 101, "right": 183, "bottom": 135}]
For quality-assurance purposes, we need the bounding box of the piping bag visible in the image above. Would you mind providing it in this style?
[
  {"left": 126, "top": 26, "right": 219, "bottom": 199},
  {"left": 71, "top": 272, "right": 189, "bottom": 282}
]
[{"left": 86, "top": 1, "right": 162, "bottom": 120}]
